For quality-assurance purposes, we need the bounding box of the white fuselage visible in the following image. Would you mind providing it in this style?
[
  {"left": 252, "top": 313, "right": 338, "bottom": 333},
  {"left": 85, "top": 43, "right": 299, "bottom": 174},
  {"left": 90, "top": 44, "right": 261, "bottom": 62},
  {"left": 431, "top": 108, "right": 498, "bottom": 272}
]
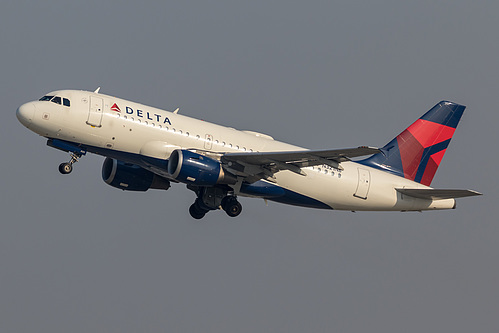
[{"left": 17, "top": 90, "right": 455, "bottom": 211}]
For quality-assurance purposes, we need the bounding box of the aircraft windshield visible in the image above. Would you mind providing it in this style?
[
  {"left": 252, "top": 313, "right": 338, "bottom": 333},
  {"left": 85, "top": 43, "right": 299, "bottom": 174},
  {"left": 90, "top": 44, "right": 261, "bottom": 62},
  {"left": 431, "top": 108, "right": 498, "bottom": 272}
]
[{"left": 39, "top": 95, "right": 70, "bottom": 107}]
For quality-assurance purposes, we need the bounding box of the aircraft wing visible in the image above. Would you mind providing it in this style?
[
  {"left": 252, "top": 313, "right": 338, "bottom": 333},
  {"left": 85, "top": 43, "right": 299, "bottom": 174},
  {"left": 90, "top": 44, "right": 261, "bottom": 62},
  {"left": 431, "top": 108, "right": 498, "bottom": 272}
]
[
  {"left": 220, "top": 146, "right": 380, "bottom": 181},
  {"left": 395, "top": 188, "right": 483, "bottom": 200}
]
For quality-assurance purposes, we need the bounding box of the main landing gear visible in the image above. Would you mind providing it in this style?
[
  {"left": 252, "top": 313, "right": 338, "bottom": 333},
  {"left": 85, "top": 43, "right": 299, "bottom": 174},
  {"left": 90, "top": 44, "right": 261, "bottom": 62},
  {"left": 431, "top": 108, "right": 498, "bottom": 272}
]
[
  {"left": 58, "top": 152, "right": 82, "bottom": 174},
  {"left": 221, "top": 196, "right": 243, "bottom": 217},
  {"left": 188, "top": 186, "right": 243, "bottom": 219},
  {"left": 189, "top": 198, "right": 210, "bottom": 220}
]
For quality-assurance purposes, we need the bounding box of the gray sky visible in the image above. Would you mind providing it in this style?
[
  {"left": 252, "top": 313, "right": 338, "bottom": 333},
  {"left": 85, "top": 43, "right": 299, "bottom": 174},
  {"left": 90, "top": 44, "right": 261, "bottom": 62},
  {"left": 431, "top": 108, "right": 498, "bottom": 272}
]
[{"left": 1, "top": 1, "right": 497, "bottom": 332}]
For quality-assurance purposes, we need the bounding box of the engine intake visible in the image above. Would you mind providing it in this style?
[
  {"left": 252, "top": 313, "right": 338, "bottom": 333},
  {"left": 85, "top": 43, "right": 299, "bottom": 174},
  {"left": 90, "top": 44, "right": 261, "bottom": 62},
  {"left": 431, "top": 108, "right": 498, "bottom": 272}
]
[
  {"left": 102, "top": 158, "right": 170, "bottom": 191},
  {"left": 167, "top": 149, "right": 236, "bottom": 186}
]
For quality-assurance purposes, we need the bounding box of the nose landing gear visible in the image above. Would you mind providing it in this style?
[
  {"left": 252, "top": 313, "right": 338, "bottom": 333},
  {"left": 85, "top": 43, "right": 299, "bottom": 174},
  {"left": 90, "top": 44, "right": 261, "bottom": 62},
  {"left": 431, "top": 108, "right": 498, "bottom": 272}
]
[
  {"left": 47, "top": 139, "right": 86, "bottom": 175},
  {"left": 58, "top": 152, "right": 82, "bottom": 174}
]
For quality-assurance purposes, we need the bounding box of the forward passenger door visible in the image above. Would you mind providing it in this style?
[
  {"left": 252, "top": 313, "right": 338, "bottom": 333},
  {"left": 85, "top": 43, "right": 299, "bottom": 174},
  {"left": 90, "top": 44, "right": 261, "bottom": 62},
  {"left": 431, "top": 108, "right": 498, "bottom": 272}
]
[{"left": 86, "top": 96, "right": 103, "bottom": 127}]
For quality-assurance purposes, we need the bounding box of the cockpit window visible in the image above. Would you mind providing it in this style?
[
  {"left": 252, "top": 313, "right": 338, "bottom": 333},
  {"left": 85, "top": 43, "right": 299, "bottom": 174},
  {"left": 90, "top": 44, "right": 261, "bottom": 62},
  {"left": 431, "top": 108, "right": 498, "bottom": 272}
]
[{"left": 39, "top": 95, "right": 71, "bottom": 107}]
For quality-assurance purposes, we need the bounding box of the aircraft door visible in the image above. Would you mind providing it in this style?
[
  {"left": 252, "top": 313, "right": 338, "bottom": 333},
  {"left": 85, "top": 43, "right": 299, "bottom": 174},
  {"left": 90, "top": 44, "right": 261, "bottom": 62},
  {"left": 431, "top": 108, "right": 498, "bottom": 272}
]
[
  {"left": 86, "top": 96, "right": 103, "bottom": 127},
  {"left": 354, "top": 168, "right": 371, "bottom": 199}
]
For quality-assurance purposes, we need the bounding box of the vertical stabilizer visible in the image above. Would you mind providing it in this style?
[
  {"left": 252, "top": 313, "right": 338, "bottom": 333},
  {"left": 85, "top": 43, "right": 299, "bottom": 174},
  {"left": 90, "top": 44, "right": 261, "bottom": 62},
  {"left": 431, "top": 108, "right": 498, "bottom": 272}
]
[{"left": 361, "top": 101, "right": 465, "bottom": 186}]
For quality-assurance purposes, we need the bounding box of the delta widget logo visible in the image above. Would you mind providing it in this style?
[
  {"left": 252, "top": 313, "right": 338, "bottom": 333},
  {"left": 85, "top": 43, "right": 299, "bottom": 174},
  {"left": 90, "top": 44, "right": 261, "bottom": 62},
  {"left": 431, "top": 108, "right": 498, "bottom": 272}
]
[{"left": 111, "top": 103, "right": 121, "bottom": 112}]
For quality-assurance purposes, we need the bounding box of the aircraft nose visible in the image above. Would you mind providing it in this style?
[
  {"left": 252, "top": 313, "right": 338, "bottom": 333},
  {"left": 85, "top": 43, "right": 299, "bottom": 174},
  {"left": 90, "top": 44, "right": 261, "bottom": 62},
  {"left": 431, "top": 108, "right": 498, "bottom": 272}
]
[{"left": 16, "top": 102, "right": 36, "bottom": 128}]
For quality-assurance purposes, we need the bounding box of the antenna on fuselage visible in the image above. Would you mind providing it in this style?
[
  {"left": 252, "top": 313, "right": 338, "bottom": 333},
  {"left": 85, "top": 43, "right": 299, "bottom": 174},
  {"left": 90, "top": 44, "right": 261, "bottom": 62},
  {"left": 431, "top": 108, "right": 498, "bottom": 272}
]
[
  {"left": 173, "top": 108, "right": 180, "bottom": 114},
  {"left": 94, "top": 87, "right": 101, "bottom": 93}
]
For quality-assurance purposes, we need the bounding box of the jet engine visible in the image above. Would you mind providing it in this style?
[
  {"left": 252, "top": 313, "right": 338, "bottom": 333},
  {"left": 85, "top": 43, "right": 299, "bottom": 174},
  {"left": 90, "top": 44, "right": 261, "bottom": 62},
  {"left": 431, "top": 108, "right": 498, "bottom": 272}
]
[
  {"left": 102, "top": 158, "right": 170, "bottom": 191},
  {"left": 167, "top": 149, "right": 237, "bottom": 186}
]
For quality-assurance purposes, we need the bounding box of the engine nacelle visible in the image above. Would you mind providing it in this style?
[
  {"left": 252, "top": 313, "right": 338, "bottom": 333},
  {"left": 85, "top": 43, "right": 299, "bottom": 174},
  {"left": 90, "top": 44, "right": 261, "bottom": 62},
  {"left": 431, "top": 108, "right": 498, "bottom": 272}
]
[
  {"left": 102, "top": 158, "right": 170, "bottom": 191},
  {"left": 167, "top": 149, "right": 236, "bottom": 186}
]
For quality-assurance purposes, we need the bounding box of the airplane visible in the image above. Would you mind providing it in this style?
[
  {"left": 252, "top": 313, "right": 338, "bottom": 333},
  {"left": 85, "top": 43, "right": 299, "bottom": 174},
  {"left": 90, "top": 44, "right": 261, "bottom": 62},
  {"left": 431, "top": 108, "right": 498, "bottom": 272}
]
[{"left": 16, "top": 88, "right": 481, "bottom": 219}]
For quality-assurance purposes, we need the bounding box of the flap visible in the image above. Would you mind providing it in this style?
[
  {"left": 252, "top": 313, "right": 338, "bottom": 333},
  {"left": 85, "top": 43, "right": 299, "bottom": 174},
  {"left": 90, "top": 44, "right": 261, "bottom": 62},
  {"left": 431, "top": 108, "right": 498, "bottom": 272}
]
[
  {"left": 222, "top": 146, "right": 380, "bottom": 169},
  {"left": 220, "top": 146, "right": 380, "bottom": 181}
]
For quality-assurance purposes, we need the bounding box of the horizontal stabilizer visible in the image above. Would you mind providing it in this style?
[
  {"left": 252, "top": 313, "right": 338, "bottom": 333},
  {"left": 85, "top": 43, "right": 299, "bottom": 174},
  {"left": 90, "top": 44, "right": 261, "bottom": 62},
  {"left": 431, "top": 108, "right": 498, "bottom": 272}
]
[{"left": 396, "top": 188, "right": 482, "bottom": 200}]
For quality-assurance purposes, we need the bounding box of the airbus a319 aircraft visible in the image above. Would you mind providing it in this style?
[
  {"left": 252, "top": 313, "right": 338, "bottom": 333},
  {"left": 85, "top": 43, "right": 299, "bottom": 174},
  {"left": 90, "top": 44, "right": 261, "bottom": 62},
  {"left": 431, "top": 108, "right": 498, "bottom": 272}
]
[{"left": 16, "top": 88, "right": 481, "bottom": 219}]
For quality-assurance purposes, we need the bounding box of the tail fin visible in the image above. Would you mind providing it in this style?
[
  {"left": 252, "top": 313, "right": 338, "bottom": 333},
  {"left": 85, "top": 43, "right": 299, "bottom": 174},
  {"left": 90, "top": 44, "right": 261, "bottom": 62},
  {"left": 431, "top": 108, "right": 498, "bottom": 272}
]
[{"left": 361, "top": 101, "right": 465, "bottom": 186}]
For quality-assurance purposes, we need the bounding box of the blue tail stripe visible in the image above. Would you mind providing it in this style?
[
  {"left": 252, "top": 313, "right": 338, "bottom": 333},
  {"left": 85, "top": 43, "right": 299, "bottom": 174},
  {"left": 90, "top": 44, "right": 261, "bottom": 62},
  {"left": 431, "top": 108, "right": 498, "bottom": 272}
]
[
  {"left": 420, "top": 102, "right": 465, "bottom": 128},
  {"left": 413, "top": 139, "right": 451, "bottom": 183},
  {"left": 359, "top": 137, "right": 405, "bottom": 178}
]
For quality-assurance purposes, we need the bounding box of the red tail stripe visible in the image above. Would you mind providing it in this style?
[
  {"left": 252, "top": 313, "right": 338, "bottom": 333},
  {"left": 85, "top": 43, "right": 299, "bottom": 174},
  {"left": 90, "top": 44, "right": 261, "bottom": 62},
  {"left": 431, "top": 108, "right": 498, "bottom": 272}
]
[
  {"left": 406, "top": 119, "right": 455, "bottom": 148},
  {"left": 430, "top": 149, "right": 446, "bottom": 166},
  {"left": 420, "top": 158, "right": 439, "bottom": 186},
  {"left": 397, "top": 131, "right": 423, "bottom": 181}
]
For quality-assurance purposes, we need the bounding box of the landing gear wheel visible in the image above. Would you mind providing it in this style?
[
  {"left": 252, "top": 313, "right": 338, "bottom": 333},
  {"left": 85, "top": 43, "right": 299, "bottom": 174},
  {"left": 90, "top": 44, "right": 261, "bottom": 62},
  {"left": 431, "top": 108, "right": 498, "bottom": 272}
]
[
  {"left": 222, "top": 197, "right": 242, "bottom": 217},
  {"left": 58, "top": 152, "right": 82, "bottom": 175},
  {"left": 226, "top": 201, "right": 242, "bottom": 217},
  {"left": 189, "top": 204, "right": 206, "bottom": 219},
  {"left": 189, "top": 199, "right": 208, "bottom": 219},
  {"left": 58, "top": 162, "right": 73, "bottom": 174}
]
